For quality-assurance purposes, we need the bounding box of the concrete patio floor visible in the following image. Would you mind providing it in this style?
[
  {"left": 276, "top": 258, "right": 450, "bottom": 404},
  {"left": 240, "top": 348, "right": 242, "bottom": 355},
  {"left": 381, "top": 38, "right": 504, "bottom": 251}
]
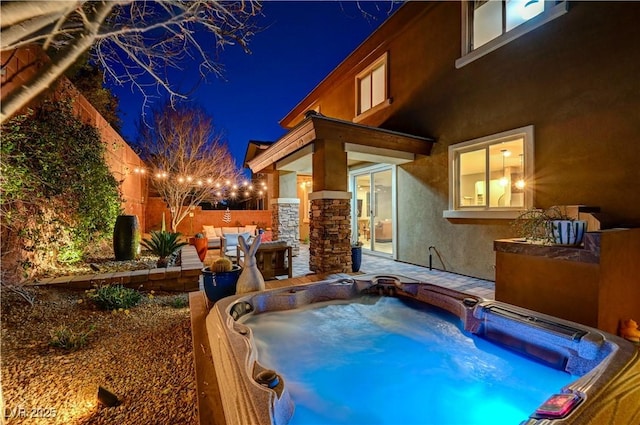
[
  {"left": 202, "top": 243, "right": 495, "bottom": 300},
  {"left": 290, "top": 243, "right": 496, "bottom": 300}
]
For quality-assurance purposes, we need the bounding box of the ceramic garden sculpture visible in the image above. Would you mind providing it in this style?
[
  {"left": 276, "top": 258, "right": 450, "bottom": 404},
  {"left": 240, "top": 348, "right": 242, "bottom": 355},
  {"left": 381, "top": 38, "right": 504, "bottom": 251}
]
[{"left": 236, "top": 233, "right": 265, "bottom": 294}]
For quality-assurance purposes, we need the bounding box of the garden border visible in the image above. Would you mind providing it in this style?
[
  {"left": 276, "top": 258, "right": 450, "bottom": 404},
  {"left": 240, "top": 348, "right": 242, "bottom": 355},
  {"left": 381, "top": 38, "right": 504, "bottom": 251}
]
[{"left": 28, "top": 246, "right": 202, "bottom": 292}]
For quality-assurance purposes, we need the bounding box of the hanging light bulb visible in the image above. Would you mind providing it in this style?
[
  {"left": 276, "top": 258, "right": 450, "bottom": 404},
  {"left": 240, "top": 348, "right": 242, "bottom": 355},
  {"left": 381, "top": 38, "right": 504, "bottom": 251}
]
[
  {"left": 499, "top": 149, "right": 509, "bottom": 187},
  {"left": 515, "top": 153, "right": 526, "bottom": 189}
]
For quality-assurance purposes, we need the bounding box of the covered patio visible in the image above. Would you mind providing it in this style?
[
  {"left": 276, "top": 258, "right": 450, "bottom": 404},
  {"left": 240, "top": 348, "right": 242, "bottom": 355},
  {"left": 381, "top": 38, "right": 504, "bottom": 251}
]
[{"left": 246, "top": 111, "right": 434, "bottom": 274}]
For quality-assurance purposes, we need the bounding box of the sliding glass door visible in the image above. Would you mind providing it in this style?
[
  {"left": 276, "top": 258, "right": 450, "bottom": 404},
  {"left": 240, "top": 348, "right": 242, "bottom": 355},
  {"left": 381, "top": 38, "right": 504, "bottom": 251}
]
[{"left": 351, "top": 165, "right": 395, "bottom": 257}]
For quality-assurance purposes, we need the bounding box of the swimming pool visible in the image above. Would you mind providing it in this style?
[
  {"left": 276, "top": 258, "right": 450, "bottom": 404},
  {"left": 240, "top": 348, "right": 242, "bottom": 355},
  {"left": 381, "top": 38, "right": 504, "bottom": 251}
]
[{"left": 205, "top": 274, "right": 640, "bottom": 425}]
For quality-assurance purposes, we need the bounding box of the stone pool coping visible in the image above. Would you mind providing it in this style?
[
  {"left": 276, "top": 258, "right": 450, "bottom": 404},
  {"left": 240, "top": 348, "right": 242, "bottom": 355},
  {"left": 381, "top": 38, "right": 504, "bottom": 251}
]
[{"left": 28, "top": 245, "right": 203, "bottom": 292}]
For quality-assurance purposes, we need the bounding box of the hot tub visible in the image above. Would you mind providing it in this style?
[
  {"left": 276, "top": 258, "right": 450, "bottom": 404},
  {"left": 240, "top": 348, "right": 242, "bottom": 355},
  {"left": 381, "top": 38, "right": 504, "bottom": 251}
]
[{"left": 205, "top": 274, "right": 640, "bottom": 425}]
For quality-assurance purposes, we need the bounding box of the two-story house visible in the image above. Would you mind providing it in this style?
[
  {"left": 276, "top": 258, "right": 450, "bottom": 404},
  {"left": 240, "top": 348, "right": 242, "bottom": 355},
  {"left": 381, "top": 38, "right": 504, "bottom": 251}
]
[{"left": 246, "top": 1, "right": 640, "bottom": 282}]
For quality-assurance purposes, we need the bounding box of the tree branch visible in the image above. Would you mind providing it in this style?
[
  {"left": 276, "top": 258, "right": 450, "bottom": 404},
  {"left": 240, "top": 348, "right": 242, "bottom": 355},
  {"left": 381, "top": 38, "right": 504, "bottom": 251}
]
[
  {"left": 1, "top": 1, "right": 262, "bottom": 124},
  {"left": 1, "top": 2, "right": 117, "bottom": 124}
]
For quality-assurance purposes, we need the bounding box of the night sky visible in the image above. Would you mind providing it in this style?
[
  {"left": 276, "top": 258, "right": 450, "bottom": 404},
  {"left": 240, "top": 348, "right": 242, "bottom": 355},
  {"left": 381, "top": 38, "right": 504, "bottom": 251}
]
[{"left": 109, "top": 1, "right": 401, "bottom": 172}]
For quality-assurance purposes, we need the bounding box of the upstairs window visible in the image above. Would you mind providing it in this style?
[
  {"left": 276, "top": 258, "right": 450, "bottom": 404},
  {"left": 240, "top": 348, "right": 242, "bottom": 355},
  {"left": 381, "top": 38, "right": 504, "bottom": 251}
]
[
  {"left": 445, "top": 126, "right": 534, "bottom": 219},
  {"left": 473, "top": 0, "right": 545, "bottom": 49},
  {"left": 355, "top": 53, "right": 389, "bottom": 118},
  {"left": 457, "top": 1, "right": 568, "bottom": 68}
]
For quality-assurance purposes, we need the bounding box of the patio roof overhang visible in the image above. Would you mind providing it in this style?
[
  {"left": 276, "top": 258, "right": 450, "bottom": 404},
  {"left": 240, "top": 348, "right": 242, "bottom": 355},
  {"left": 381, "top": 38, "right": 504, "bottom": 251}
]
[{"left": 246, "top": 112, "right": 435, "bottom": 174}]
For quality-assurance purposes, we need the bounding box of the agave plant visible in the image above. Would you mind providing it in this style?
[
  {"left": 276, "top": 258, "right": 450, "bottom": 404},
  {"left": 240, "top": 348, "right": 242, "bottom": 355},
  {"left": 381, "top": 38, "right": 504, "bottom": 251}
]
[{"left": 141, "top": 231, "right": 188, "bottom": 268}]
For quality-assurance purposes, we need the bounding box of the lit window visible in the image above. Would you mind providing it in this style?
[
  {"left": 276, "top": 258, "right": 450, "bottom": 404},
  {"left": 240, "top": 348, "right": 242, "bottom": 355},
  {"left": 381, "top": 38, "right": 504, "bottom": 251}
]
[
  {"left": 356, "top": 53, "right": 388, "bottom": 116},
  {"left": 456, "top": 1, "right": 568, "bottom": 68},
  {"left": 473, "top": 0, "right": 546, "bottom": 49},
  {"left": 445, "top": 126, "right": 534, "bottom": 219}
]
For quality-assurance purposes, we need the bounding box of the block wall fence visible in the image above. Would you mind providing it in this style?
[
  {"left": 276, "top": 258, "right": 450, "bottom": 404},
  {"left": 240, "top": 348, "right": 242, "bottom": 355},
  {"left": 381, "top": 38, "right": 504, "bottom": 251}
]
[
  {"left": 145, "top": 197, "right": 272, "bottom": 236},
  {"left": 2, "top": 46, "right": 274, "bottom": 242},
  {"left": 1, "top": 46, "right": 146, "bottom": 231}
]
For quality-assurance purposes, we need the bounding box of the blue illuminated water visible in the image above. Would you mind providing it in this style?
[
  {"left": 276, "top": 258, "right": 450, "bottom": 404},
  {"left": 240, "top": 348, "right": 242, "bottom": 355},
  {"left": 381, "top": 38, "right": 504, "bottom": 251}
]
[{"left": 242, "top": 296, "right": 577, "bottom": 425}]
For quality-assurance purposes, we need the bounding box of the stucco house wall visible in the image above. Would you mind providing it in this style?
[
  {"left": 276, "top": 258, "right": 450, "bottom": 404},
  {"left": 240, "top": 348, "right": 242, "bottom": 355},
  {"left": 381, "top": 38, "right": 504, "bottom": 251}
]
[{"left": 279, "top": 2, "right": 640, "bottom": 280}]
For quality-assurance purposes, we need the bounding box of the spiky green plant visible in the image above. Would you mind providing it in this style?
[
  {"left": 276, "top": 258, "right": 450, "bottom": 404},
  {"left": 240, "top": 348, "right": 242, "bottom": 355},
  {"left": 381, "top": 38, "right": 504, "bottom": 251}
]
[
  {"left": 141, "top": 230, "right": 188, "bottom": 267},
  {"left": 49, "top": 322, "right": 95, "bottom": 351},
  {"left": 86, "top": 284, "right": 142, "bottom": 310}
]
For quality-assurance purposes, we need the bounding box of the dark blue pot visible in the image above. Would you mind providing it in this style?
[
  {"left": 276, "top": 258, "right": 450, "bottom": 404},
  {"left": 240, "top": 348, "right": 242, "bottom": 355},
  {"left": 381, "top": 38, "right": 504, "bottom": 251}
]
[
  {"left": 202, "top": 266, "right": 241, "bottom": 303},
  {"left": 351, "top": 246, "right": 362, "bottom": 272}
]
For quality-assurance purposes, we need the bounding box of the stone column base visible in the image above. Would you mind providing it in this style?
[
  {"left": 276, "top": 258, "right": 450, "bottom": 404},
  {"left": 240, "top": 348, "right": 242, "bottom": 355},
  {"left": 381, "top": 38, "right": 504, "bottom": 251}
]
[
  {"left": 309, "top": 191, "right": 352, "bottom": 274},
  {"left": 270, "top": 198, "right": 300, "bottom": 256}
]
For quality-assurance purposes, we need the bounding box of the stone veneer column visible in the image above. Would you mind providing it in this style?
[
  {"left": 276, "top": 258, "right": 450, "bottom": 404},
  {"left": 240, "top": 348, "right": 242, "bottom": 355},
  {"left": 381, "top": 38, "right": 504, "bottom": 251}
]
[
  {"left": 270, "top": 198, "right": 300, "bottom": 255},
  {"left": 308, "top": 191, "right": 351, "bottom": 274}
]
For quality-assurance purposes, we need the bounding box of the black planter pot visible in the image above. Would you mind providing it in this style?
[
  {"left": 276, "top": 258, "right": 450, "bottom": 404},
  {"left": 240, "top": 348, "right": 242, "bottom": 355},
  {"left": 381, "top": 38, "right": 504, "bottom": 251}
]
[
  {"left": 202, "top": 266, "right": 241, "bottom": 303},
  {"left": 113, "top": 215, "right": 140, "bottom": 261},
  {"left": 351, "top": 246, "right": 362, "bottom": 272}
]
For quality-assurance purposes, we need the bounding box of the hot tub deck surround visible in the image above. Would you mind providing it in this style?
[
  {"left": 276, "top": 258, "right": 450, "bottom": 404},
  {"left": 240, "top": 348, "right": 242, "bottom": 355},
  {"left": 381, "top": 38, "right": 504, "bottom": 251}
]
[
  {"left": 28, "top": 245, "right": 203, "bottom": 292},
  {"left": 194, "top": 274, "right": 640, "bottom": 425}
]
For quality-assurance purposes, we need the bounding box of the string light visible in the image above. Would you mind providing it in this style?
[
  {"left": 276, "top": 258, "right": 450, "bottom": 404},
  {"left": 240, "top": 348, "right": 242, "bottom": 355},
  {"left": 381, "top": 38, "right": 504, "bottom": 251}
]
[{"left": 131, "top": 166, "right": 268, "bottom": 201}]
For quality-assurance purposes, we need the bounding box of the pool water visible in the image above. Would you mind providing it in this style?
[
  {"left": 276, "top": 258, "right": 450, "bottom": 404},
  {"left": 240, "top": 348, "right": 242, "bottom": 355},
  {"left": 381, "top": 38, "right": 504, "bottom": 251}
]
[{"left": 242, "top": 296, "right": 577, "bottom": 425}]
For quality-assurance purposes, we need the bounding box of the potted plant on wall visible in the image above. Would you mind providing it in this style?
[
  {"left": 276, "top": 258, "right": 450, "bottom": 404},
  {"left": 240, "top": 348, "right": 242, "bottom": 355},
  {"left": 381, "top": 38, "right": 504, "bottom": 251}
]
[
  {"left": 189, "top": 232, "right": 208, "bottom": 262},
  {"left": 513, "top": 206, "right": 587, "bottom": 246},
  {"left": 202, "top": 257, "right": 241, "bottom": 303}
]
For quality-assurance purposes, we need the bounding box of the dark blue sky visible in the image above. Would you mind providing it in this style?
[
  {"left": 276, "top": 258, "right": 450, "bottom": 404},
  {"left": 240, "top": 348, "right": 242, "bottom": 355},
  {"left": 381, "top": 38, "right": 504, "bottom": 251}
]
[{"left": 111, "top": 1, "right": 400, "bottom": 171}]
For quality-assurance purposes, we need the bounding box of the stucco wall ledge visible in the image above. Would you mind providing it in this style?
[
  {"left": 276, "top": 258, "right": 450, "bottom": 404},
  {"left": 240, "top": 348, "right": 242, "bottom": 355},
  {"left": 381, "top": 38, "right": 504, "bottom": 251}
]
[{"left": 309, "top": 191, "right": 352, "bottom": 200}]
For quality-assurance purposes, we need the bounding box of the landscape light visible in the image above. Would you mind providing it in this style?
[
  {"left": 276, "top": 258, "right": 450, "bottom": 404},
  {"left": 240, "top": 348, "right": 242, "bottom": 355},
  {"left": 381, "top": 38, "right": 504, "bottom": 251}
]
[{"left": 97, "top": 386, "right": 120, "bottom": 407}]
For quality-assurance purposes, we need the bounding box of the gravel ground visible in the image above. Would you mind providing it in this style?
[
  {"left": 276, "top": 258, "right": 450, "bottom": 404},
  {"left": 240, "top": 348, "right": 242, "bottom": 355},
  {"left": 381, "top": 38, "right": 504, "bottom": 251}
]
[{"left": 1, "top": 286, "right": 197, "bottom": 424}]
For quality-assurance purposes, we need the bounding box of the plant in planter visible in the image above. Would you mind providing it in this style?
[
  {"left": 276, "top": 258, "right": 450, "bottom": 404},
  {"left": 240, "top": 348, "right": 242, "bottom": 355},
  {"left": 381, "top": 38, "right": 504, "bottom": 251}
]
[
  {"left": 202, "top": 257, "right": 241, "bottom": 303},
  {"left": 141, "top": 230, "right": 188, "bottom": 267},
  {"left": 513, "top": 206, "right": 587, "bottom": 246},
  {"left": 189, "top": 232, "right": 208, "bottom": 262},
  {"left": 351, "top": 240, "right": 363, "bottom": 272}
]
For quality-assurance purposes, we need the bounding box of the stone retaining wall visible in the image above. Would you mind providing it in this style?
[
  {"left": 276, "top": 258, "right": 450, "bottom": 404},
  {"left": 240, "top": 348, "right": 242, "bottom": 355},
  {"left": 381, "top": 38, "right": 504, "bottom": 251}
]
[{"left": 29, "top": 246, "right": 202, "bottom": 292}]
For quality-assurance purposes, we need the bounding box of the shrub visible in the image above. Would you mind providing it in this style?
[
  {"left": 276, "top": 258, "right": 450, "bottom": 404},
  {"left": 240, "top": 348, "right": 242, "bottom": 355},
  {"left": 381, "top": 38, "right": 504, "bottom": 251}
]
[
  {"left": 49, "top": 322, "right": 95, "bottom": 351},
  {"left": 1, "top": 99, "right": 122, "bottom": 282},
  {"left": 169, "top": 294, "right": 189, "bottom": 309},
  {"left": 141, "top": 231, "right": 188, "bottom": 267},
  {"left": 86, "top": 284, "right": 142, "bottom": 310}
]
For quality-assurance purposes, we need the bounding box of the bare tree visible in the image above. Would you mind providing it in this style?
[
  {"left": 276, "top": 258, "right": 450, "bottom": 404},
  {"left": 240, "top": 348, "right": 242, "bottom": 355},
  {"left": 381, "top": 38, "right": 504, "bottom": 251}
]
[
  {"left": 138, "top": 103, "right": 242, "bottom": 231},
  {"left": 0, "top": 1, "right": 261, "bottom": 124}
]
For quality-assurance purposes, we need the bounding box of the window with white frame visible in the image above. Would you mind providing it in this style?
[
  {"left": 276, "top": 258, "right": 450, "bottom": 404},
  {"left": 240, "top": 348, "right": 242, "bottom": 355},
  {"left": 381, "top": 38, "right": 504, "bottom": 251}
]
[
  {"left": 356, "top": 53, "right": 388, "bottom": 116},
  {"left": 456, "top": 1, "right": 568, "bottom": 68},
  {"left": 444, "top": 126, "right": 534, "bottom": 219}
]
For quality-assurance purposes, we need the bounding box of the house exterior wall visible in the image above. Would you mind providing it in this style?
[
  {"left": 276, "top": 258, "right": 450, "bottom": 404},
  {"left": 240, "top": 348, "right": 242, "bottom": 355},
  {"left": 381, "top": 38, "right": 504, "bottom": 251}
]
[{"left": 280, "top": 2, "right": 640, "bottom": 280}]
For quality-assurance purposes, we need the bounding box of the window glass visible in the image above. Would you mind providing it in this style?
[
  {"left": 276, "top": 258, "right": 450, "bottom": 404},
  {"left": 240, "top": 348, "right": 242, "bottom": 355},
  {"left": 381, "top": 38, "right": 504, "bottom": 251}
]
[
  {"left": 371, "top": 63, "right": 386, "bottom": 107},
  {"left": 459, "top": 149, "right": 486, "bottom": 206},
  {"left": 359, "top": 74, "right": 372, "bottom": 113},
  {"left": 506, "top": 0, "right": 545, "bottom": 31},
  {"left": 450, "top": 126, "right": 531, "bottom": 215},
  {"left": 488, "top": 140, "right": 525, "bottom": 208},
  {"left": 473, "top": 0, "right": 503, "bottom": 49}
]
